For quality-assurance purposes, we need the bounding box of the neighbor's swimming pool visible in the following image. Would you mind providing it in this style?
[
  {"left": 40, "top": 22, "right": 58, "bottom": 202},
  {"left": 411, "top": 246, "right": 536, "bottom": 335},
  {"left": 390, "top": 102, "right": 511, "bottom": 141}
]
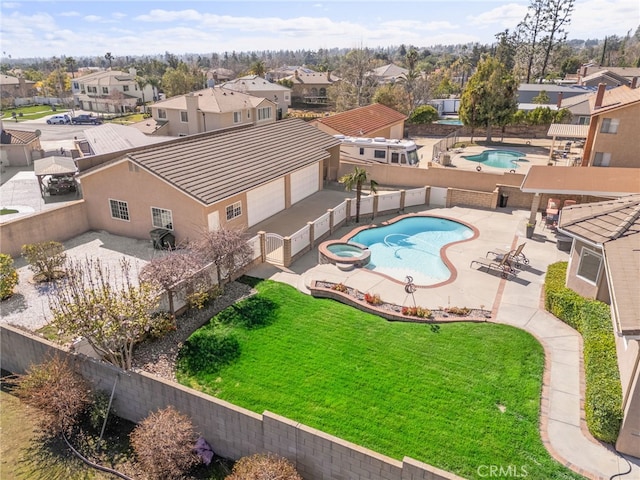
[
  {"left": 347, "top": 215, "right": 475, "bottom": 286},
  {"left": 435, "top": 119, "right": 464, "bottom": 125},
  {"left": 462, "top": 150, "right": 526, "bottom": 169}
]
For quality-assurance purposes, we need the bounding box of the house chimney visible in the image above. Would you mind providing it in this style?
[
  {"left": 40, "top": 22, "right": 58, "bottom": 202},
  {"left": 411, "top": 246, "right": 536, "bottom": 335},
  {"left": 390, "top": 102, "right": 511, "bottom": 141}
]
[
  {"left": 594, "top": 83, "right": 606, "bottom": 109},
  {"left": 631, "top": 77, "right": 638, "bottom": 89},
  {"left": 556, "top": 92, "right": 563, "bottom": 108},
  {"left": 185, "top": 93, "right": 199, "bottom": 134},
  {"left": 294, "top": 70, "right": 299, "bottom": 80},
  {"left": 326, "top": 70, "right": 331, "bottom": 81},
  {"left": 129, "top": 67, "right": 137, "bottom": 77}
]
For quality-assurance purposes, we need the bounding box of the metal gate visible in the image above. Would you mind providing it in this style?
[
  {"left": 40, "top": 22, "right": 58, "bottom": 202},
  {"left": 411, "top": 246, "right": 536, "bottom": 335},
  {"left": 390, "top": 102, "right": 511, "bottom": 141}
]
[{"left": 265, "top": 233, "right": 284, "bottom": 265}]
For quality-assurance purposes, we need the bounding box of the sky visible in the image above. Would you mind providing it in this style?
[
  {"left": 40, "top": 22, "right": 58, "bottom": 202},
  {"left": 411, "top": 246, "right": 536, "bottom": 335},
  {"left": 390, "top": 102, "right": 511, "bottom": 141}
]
[{"left": 0, "top": 0, "right": 638, "bottom": 60}]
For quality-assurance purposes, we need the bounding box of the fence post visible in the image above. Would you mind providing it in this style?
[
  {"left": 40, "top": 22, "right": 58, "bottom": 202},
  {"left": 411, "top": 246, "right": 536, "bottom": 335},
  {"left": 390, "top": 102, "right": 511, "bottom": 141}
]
[
  {"left": 400, "top": 190, "right": 406, "bottom": 211},
  {"left": 346, "top": 198, "right": 353, "bottom": 224},
  {"left": 258, "top": 231, "right": 267, "bottom": 263},
  {"left": 328, "top": 208, "right": 335, "bottom": 234},
  {"left": 283, "top": 237, "right": 292, "bottom": 267},
  {"left": 307, "top": 221, "right": 315, "bottom": 249},
  {"left": 372, "top": 194, "right": 379, "bottom": 219}
]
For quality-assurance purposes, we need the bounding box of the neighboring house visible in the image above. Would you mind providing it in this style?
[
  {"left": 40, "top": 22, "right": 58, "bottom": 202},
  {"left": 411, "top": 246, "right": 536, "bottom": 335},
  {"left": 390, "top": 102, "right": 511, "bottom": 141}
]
[
  {"left": 517, "top": 84, "right": 597, "bottom": 106},
  {"left": 368, "top": 64, "right": 408, "bottom": 84},
  {"left": 0, "top": 123, "right": 43, "bottom": 166},
  {"left": 557, "top": 194, "right": 640, "bottom": 458},
  {"left": 0, "top": 74, "right": 37, "bottom": 107},
  {"left": 286, "top": 70, "right": 340, "bottom": 105},
  {"left": 205, "top": 67, "right": 235, "bottom": 86},
  {"left": 579, "top": 69, "right": 638, "bottom": 89},
  {"left": 559, "top": 92, "right": 593, "bottom": 125},
  {"left": 267, "top": 65, "right": 315, "bottom": 82},
  {"left": 77, "top": 118, "right": 341, "bottom": 244},
  {"left": 72, "top": 69, "right": 154, "bottom": 113},
  {"left": 74, "top": 123, "right": 172, "bottom": 157},
  {"left": 576, "top": 64, "right": 640, "bottom": 88},
  {"left": 311, "top": 103, "right": 407, "bottom": 139},
  {"left": 581, "top": 84, "right": 640, "bottom": 168},
  {"left": 149, "top": 86, "right": 277, "bottom": 137},
  {"left": 221, "top": 75, "right": 291, "bottom": 117}
]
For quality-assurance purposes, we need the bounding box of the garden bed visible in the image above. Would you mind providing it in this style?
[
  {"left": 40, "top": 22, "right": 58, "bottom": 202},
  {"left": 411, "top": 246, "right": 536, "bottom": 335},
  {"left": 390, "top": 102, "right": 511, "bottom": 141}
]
[{"left": 310, "top": 280, "right": 490, "bottom": 323}]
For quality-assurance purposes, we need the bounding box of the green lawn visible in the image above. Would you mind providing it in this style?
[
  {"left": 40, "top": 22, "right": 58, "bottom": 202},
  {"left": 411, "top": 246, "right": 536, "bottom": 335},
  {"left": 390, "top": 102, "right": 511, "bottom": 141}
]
[
  {"left": 1, "top": 105, "right": 69, "bottom": 122},
  {"left": 177, "top": 279, "right": 583, "bottom": 480}
]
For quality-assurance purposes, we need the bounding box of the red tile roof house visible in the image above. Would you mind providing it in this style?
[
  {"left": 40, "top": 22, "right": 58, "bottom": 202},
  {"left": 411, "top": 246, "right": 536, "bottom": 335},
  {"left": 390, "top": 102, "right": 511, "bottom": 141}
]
[
  {"left": 310, "top": 103, "right": 408, "bottom": 140},
  {"left": 0, "top": 123, "right": 43, "bottom": 167},
  {"left": 76, "top": 119, "right": 340, "bottom": 245},
  {"left": 557, "top": 195, "right": 640, "bottom": 458}
]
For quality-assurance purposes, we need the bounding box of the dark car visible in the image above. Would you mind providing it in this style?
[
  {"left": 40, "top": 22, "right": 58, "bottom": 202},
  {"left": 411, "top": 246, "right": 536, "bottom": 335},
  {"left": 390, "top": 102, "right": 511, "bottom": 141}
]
[{"left": 71, "top": 114, "right": 103, "bottom": 125}]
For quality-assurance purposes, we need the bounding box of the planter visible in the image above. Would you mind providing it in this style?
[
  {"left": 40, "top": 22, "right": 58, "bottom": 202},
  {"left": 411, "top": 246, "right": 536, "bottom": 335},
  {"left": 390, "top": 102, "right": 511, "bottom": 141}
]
[{"left": 526, "top": 223, "right": 536, "bottom": 239}]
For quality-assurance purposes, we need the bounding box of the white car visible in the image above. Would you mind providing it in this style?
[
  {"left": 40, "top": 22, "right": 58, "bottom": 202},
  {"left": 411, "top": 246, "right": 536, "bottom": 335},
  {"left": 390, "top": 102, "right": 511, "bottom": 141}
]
[{"left": 47, "top": 114, "right": 71, "bottom": 125}]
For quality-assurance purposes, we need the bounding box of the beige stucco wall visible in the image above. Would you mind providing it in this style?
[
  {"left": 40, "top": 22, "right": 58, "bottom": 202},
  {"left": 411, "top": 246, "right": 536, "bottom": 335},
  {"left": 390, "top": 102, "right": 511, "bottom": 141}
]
[
  {"left": 589, "top": 103, "right": 640, "bottom": 168},
  {"left": 616, "top": 338, "right": 640, "bottom": 457},
  {"left": 565, "top": 240, "right": 609, "bottom": 301},
  {"left": 2, "top": 138, "right": 42, "bottom": 166}
]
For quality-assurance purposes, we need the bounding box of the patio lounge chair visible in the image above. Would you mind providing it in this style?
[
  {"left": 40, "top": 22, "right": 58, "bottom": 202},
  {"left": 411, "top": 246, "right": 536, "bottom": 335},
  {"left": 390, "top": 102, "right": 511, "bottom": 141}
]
[
  {"left": 486, "top": 242, "right": 529, "bottom": 268},
  {"left": 470, "top": 253, "right": 518, "bottom": 279}
]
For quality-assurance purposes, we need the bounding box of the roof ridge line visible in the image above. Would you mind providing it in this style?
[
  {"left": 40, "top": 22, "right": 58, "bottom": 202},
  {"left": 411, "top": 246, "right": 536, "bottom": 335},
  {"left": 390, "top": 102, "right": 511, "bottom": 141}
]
[{"left": 611, "top": 203, "right": 640, "bottom": 241}]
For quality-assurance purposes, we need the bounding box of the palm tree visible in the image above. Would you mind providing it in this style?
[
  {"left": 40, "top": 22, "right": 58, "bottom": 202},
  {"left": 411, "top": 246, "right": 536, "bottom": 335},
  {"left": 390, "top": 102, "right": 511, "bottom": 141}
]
[
  {"left": 248, "top": 60, "right": 266, "bottom": 77},
  {"left": 105, "top": 52, "right": 114, "bottom": 69},
  {"left": 136, "top": 76, "right": 150, "bottom": 112},
  {"left": 65, "top": 56, "right": 76, "bottom": 79},
  {"left": 339, "top": 167, "right": 378, "bottom": 223}
]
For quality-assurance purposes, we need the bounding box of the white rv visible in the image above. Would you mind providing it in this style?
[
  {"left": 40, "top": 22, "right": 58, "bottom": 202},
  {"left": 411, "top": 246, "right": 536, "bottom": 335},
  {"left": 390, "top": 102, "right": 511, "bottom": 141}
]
[{"left": 335, "top": 135, "right": 420, "bottom": 167}]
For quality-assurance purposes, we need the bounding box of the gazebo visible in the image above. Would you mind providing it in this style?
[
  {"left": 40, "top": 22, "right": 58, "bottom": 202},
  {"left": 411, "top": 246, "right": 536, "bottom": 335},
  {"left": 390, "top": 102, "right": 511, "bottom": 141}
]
[
  {"left": 546, "top": 123, "right": 589, "bottom": 164},
  {"left": 33, "top": 156, "right": 78, "bottom": 198}
]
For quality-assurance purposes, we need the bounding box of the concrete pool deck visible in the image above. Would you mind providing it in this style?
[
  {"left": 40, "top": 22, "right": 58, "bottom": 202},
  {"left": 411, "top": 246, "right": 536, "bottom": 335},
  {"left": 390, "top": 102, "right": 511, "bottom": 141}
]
[{"left": 247, "top": 202, "right": 640, "bottom": 480}]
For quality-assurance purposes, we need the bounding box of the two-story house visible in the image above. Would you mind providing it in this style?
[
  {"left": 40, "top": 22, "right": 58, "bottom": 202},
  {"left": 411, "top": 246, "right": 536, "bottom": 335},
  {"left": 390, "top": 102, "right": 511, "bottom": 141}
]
[
  {"left": 72, "top": 69, "right": 154, "bottom": 114},
  {"left": 0, "top": 74, "right": 37, "bottom": 107},
  {"left": 581, "top": 84, "right": 640, "bottom": 168},
  {"left": 149, "top": 86, "right": 277, "bottom": 137},
  {"left": 221, "top": 75, "right": 291, "bottom": 117},
  {"left": 286, "top": 70, "right": 340, "bottom": 105}
]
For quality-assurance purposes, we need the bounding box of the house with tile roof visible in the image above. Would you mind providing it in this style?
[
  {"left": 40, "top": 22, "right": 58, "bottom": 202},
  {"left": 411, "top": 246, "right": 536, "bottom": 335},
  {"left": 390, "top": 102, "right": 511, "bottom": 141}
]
[
  {"left": 149, "top": 86, "right": 276, "bottom": 137},
  {"left": 77, "top": 119, "right": 340, "bottom": 244},
  {"left": 0, "top": 122, "right": 43, "bottom": 166},
  {"left": 0, "top": 74, "right": 37, "bottom": 107},
  {"left": 73, "top": 123, "right": 172, "bottom": 157},
  {"left": 577, "top": 64, "right": 640, "bottom": 88},
  {"left": 286, "top": 70, "right": 340, "bottom": 105},
  {"left": 221, "top": 75, "right": 291, "bottom": 116},
  {"left": 72, "top": 69, "right": 154, "bottom": 114},
  {"left": 581, "top": 84, "right": 640, "bottom": 168},
  {"left": 311, "top": 103, "right": 407, "bottom": 139},
  {"left": 557, "top": 194, "right": 640, "bottom": 458},
  {"left": 368, "top": 64, "right": 409, "bottom": 84}
]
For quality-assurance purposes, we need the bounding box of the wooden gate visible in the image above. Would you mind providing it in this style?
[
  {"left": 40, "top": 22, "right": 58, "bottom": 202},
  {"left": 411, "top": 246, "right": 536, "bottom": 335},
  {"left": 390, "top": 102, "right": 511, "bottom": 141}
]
[{"left": 265, "top": 233, "right": 284, "bottom": 265}]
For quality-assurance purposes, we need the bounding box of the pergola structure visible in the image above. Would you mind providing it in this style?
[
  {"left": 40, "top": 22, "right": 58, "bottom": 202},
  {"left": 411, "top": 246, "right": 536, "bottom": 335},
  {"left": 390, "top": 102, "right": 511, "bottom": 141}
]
[
  {"left": 33, "top": 156, "right": 77, "bottom": 198},
  {"left": 546, "top": 123, "right": 589, "bottom": 164},
  {"left": 520, "top": 165, "right": 640, "bottom": 224}
]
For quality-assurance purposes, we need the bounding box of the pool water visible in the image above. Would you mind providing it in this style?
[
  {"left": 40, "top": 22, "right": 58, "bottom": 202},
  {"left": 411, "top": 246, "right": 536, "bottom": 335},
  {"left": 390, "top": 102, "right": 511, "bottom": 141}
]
[
  {"left": 462, "top": 150, "right": 525, "bottom": 169},
  {"left": 327, "top": 243, "right": 365, "bottom": 258},
  {"left": 435, "top": 119, "right": 464, "bottom": 125},
  {"left": 348, "top": 216, "right": 474, "bottom": 286}
]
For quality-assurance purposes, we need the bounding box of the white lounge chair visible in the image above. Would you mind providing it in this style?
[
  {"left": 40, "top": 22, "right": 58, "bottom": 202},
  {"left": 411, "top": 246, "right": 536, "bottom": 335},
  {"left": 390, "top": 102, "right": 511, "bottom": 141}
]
[
  {"left": 486, "top": 242, "right": 529, "bottom": 268},
  {"left": 470, "top": 253, "right": 518, "bottom": 279}
]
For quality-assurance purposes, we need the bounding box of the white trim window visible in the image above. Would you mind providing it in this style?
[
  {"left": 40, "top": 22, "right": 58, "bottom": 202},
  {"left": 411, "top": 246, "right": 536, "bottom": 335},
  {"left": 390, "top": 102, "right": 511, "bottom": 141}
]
[
  {"left": 577, "top": 247, "right": 602, "bottom": 284},
  {"left": 257, "top": 107, "right": 271, "bottom": 121},
  {"left": 151, "top": 207, "right": 173, "bottom": 230},
  {"left": 123, "top": 85, "right": 129, "bottom": 92},
  {"left": 180, "top": 111, "right": 188, "bottom": 123},
  {"left": 157, "top": 109, "right": 167, "bottom": 119},
  {"left": 600, "top": 118, "right": 619, "bottom": 134},
  {"left": 233, "top": 111, "right": 242, "bottom": 123},
  {"left": 109, "top": 199, "right": 130, "bottom": 221},
  {"left": 226, "top": 201, "right": 242, "bottom": 220},
  {"left": 593, "top": 152, "right": 611, "bottom": 167},
  {"left": 102, "top": 87, "right": 109, "bottom": 94}
]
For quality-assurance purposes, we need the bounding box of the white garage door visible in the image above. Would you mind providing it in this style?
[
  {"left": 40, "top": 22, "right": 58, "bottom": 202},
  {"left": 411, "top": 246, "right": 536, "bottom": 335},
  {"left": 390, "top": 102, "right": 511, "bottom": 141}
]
[
  {"left": 290, "top": 163, "right": 319, "bottom": 204},
  {"left": 247, "top": 178, "right": 285, "bottom": 227}
]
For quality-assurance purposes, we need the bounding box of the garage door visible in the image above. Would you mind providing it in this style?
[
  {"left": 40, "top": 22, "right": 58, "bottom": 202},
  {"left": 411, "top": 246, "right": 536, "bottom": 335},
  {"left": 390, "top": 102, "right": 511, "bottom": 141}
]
[
  {"left": 247, "top": 178, "right": 285, "bottom": 227},
  {"left": 290, "top": 163, "right": 319, "bottom": 204}
]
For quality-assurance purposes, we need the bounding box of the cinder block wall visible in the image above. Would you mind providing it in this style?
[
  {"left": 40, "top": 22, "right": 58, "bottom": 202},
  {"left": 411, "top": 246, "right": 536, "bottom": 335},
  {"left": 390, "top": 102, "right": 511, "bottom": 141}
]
[{"left": 1, "top": 325, "right": 463, "bottom": 480}]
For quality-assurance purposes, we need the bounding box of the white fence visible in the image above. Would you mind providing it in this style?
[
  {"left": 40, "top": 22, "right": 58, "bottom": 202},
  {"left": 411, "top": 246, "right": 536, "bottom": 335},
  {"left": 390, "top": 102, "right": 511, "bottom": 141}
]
[
  {"left": 333, "top": 201, "right": 348, "bottom": 224},
  {"left": 290, "top": 225, "right": 310, "bottom": 257},
  {"left": 314, "top": 212, "right": 331, "bottom": 241},
  {"left": 378, "top": 191, "right": 402, "bottom": 212},
  {"left": 406, "top": 187, "right": 427, "bottom": 207}
]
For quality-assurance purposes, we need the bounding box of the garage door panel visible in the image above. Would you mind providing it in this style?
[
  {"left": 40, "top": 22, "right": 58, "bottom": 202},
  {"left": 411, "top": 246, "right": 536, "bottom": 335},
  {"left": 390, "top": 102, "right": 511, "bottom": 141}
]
[
  {"left": 291, "top": 163, "right": 319, "bottom": 204},
  {"left": 247, "top": 178, "right": 285, "bottom": 226}
]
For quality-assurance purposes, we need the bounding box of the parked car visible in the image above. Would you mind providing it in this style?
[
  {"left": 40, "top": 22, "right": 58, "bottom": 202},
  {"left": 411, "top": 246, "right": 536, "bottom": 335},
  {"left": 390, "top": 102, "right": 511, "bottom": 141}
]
[
  {"left": 71, "top": 114, "right": 103, "bottom": 125},
  {"left": 47, "top": 114, "right": 71, "bottom": 125}
]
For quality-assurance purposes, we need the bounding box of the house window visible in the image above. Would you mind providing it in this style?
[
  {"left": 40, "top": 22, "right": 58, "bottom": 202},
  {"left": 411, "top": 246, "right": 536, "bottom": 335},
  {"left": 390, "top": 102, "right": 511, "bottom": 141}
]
[
  {"left": 600, "top": 118, "right": 619, "bottom": 134},
  {"left": 157, "top": 109, "right": 167, "bottom": 119},
  {"left": 577, "top": 247, "right": 602, "bottom": 284},
  {"left": 73, "top": 82, "right": 79, "bottom": 90},
  {"left": 319, "top": 88, "right": 326, "bottom": 96},
  {"left": 226, "top": 201, "right": 242, "bottom": 220},
  {"left": 257, "top": 107, "right": 271, "bottom": 121},
  {"left": 359, "top": 148, "right": 365, "bottom": 155},
  {"left": 102, "top": 87, "right": 109, "bottom": 94},
  {"left": 151, "top": 207, "right": 173, "bottom": 230},
  {"left": 577, "top": 116, "right": 590, "bottom": 125},
  {"left": 123, "top": 85, "right": 129, "bottom": 92},
  {"left": 233, "top": 111, "right": 242, "bottom": 123},
  {"left": 87, "top": 86, "right": 97, "bottom": 94},
  {"left": 374, "top": 150, "right": 386, "bottom": 159},
  {"left": 109, "top": 199, "right": 129, "bottom": 221},
  {"left": 593, "top": 152, "right": 611, "bottom": 167},
  {"left": 180, "top": 111, "right": 188, "bottom": 122}
]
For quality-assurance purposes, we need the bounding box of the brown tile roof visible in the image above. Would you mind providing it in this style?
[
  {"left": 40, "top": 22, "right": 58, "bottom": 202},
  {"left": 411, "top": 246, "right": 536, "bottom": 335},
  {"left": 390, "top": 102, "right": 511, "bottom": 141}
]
[
  {"left": 313, "top": 103, "right": 407, "bottom": 137},
  {"left": 521, "top": 166, "right": 640, "bottom": 197},
  {"left": 153, "top": 86, "right": 265, "bottom": 113},
  {"left": 589, "top": 85, "right": 640, "bottom": 114},
  {"left": 124, "top": 118, "right": 340, "bottom": 205},
  {"left": 1, "top": 128, "right": 39, "bottom": 145},
  {"left": 604, "top": 234, "right": 640, "bottom": 335},
  {"left": 558, "top": 194, "right": 640, "bottom": 244}
]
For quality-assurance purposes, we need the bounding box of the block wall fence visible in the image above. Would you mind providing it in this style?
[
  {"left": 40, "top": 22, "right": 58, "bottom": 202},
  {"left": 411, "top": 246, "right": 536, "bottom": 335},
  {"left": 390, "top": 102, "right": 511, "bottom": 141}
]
[{"left": 0, "top": 324, "right": 462, "bottom": 480}]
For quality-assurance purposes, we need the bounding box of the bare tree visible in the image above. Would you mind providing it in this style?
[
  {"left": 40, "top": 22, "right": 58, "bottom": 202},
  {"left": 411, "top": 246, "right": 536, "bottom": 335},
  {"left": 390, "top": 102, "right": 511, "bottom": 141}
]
[
  {"left": 49, "top": 257, "right": 159, "bottom": 370},
  {"left": 192, "top": 228, "right": 254, "bottom": 288},
  {"left": 538, "top": 0, "right": 575, "bottom": 81},
  {"left": 516, "top": 0, "right": 547, "bottom": 83}
]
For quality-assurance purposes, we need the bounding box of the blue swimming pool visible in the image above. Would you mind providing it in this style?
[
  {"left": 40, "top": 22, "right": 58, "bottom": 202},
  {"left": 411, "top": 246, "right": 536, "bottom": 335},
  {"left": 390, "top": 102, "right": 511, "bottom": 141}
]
[
  {"left": 462, "top": 150, "right": 526, "bottom": 169},
  {"left": 347, "top": 216, "right": 474, "bottom": 286},
  {"left": 435, "top": 119, "right": 464, "bottom": 125}
]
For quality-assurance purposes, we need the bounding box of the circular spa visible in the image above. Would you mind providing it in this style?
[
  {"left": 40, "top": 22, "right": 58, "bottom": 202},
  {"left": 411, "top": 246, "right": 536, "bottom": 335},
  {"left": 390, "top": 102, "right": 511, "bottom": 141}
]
[
  {"left": 343, "top": 215, "right": 475, "bottom": 286},
  {"left": 318, "top": 241, "right": 371, "bottom": 269}
]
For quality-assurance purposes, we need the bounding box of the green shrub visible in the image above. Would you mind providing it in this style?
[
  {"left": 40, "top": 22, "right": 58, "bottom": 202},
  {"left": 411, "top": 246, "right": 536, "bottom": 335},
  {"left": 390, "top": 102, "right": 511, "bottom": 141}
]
[
  {"left": 408, "top": 105, "right": 439, "bottom": 124},
  {"left": 21, "top": 241, "right": 66, "bottom": 281},
  {"left": 544, "top": 262, "right": 623, "bottom": 444},
  {"left": 0, "top": 253, "right": 19, "bottom": 300},
  {"left": 177, "top": 329, "right": 240, "bottom": 375}
]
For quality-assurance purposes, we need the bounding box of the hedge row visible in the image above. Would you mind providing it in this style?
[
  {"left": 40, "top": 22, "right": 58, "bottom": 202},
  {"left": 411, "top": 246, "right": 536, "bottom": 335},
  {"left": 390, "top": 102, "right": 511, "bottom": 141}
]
[{"left": 544, "top": 262, "right": 623, "bottom": 444}]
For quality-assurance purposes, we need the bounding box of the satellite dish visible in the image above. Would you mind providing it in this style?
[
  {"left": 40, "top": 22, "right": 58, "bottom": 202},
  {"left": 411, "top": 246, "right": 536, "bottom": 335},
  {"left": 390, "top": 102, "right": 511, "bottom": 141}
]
[{"left": 35, "top": 129, "right": 41, "bottom": 137}]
